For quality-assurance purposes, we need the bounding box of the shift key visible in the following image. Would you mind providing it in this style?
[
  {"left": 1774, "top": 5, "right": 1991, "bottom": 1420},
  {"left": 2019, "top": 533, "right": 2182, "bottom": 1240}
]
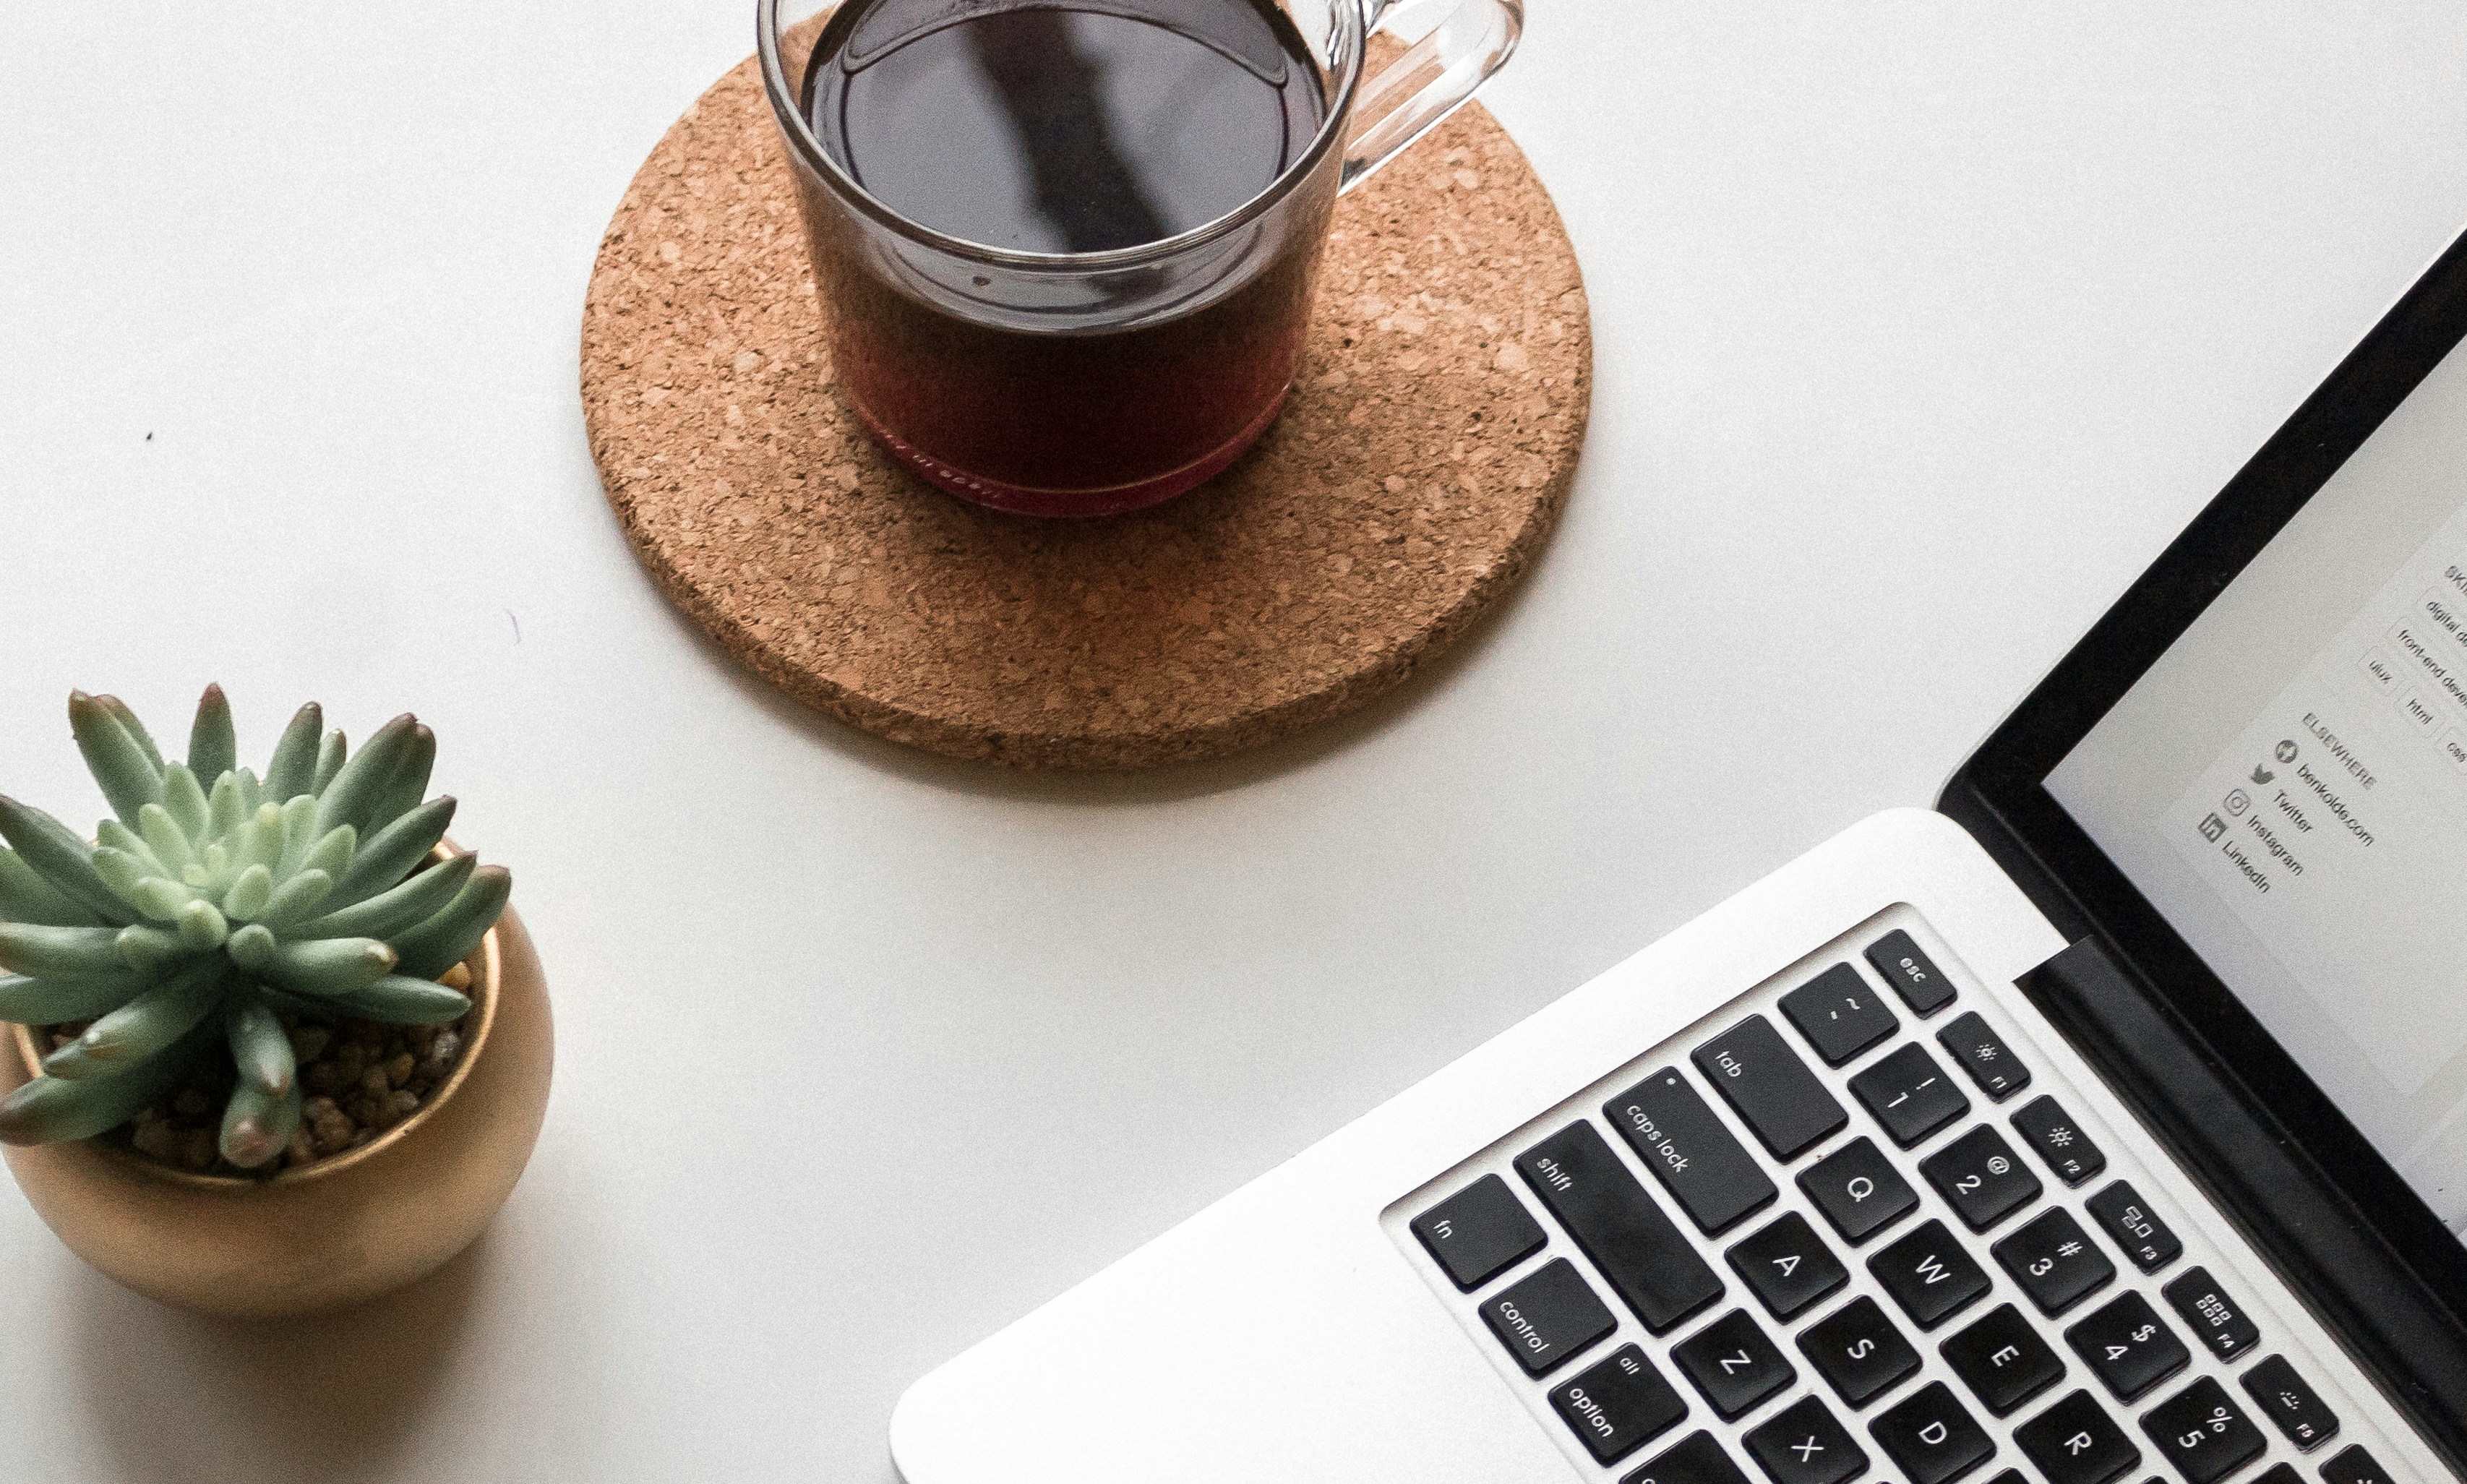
[
  {"left": 1519, "top": 1122, "right": 1726, "bottom": 1333},
  {"left": 1605, "top": 1068, "right": 1780, "bottom": 1235}
]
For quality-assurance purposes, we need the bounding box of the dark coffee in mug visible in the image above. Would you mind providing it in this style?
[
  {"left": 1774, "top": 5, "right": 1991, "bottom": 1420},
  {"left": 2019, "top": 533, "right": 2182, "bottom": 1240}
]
[{"left": 798, "top": 0, "right": 1335, "bottom": 514}]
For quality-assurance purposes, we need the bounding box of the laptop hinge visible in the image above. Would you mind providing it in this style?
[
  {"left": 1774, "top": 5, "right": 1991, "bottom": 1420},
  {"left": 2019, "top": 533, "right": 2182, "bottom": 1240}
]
[{"left": 2020, "top": 936, "right": 2467, "bottom": 1477}]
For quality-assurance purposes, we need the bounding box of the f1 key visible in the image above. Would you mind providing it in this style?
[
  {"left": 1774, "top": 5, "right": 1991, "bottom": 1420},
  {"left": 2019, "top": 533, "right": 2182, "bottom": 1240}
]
[{"left": 1938, "top": 1013, "right": 2031, "bottom": 1101}]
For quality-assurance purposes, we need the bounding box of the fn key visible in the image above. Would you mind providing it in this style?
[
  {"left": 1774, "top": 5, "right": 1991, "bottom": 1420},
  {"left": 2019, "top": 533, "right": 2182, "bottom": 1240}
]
[{"left": 1412, "top": 1174, "right": 1546, "bottom": 1290}]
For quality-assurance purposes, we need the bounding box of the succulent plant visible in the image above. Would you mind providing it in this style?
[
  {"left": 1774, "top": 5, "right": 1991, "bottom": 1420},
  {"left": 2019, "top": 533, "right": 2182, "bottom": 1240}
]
[{"left": 0, "top": 687, "right": 509, "bottom": 1168}]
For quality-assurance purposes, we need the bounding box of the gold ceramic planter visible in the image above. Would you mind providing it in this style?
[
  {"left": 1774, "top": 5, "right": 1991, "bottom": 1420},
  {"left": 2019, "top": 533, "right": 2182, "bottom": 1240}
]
[{"left": 0, "top": 872, "right": 552, "bottom": 1318}]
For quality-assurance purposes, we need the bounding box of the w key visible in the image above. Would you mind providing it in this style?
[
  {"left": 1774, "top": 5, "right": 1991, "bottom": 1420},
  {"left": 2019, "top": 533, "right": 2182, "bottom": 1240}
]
[{"left": 1518, "top": 1123, "right": 1725, "bottom": 1333}]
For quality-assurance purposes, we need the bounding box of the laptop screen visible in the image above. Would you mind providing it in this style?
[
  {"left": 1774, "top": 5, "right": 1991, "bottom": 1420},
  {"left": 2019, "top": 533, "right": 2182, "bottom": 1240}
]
[{"left": 2046, "top": 334, "right": 2467, "bottom": 1245}]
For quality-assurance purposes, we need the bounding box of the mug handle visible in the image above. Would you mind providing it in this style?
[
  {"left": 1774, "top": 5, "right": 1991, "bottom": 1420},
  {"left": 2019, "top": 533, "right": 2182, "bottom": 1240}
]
[{"left": 1340, "top": 0, "right": 1524, "bottom": 192}]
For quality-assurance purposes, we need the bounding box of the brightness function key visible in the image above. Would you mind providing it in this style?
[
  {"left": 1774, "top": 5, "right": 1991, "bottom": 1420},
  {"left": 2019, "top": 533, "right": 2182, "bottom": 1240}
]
[
  {"left": 1938, "top": 1013, "right": 2032, "bottom": 1101},
  {"left": 2010, "top": 1096, "right": 2106, "bottom": 1185}
]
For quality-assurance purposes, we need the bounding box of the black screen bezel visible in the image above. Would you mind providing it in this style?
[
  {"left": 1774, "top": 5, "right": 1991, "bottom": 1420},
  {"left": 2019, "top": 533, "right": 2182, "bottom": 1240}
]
[{"left": 1941, "top": 224, "right": 2467, "bottom": 1436}]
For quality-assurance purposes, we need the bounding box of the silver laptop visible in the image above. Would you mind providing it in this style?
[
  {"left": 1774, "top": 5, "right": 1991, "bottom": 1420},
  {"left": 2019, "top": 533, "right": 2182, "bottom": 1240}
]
[{"left": 887, "top": 230, "right": 2467, "bottom": 1484}]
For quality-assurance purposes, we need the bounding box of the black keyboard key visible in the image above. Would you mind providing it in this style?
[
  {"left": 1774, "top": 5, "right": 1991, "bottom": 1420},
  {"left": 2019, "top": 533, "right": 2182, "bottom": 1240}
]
[
  {"left": 1695, "top": 1016, "right": 1850, "bottom": 1161},
  {"left": 1518, "top": 1123, "right": 1726, "bottom": 1334},
  {"left": 1943, "top": 1303, "right": 2066, "bottom": 1416},
  {"left": 2256, "top": 1467, "right": 2302, "bottom": 1484},
  {"left": 1850, "top": 1043, "right": 1972, "bottom": 1148},
  {"left": 2317, "top": 1444, "right": 2393, "bottom": 1484},
  {"left": 2065, "top": 1292, "right": 2189, "bottom": 1402},
  {"left": 2010, "top": 1096, "right": 2107, "bottom": 1185},
  {"left": 1728, "top": 1213, "right": 1850, "bottom": 1321},
  {"left": 1781, "top": 964, "right": 1901, "bottom": 1066},
  {"left": 2016, "top": 1389, "right": 2142, "bottom": 1484},
  {"left": 1993, "top": 1207, "right": 2116, "bottom": 1315},
  {"left": 1412, "top": 1173, "right": 1546, "bottom": 1290},
  {"left": 1626, "top": 1429, "right": 1754, "bottom": 1484},
  {"left": 1552, "top": 1343, "right": 1692, "bottom": 1464},
  {"left": 2142, "top": 1378, "right": 2266, "bottom": 1484},
  {"left": 1745, "top": 1395, "right": 1870, "bottom": 1484},
  {"left": 1870, "top": 1219, "right": 1991, "bottom": 1329},
  {"left": 1481, "top": 1258, "right": 1616, "bottom": 1375},
  {"left": 1671, "top": 1309, "right": 1796, "bottom": 1420},
  {"left": 1871, "top": 1381, "right": 1997, "bottom": 1484},
  {"left": 1800, "top": 1136, "right": 1920, "bottom": 1243},
  {"left": 2241, "top": 1355, "right": 2339, "bottom": 1452},
  {"left": 2086, "top": 1182, "right": 2182, "bottom": 1273},
  {"left": 1801, "top": 1295, "right": 1922, "bottom": 1407},
  {"left": 2162, "top": 1268, "right": 2262, "bottom": 1363},
  {"left": 1938, "top": 1013, "right": 2032, "bottom": 1100},
  {"left": 1606, "top": 1068, "right": 1780, "bottom": 1235},
  {"left": 1921, "top": 1125, "right": 2043, "bottom": 1230},
  {"left": 1868, "top": 930, "right": 1958, "bottom": 1015},
  {"left": 1978, "top": 1472, "right": 2030, "bottom": 1484}
]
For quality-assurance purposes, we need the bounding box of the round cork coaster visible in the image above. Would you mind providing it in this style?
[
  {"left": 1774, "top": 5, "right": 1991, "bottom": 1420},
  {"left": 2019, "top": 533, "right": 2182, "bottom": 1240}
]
[{"left": 581, "top": 52, "right": 1591, "bottom": 770}]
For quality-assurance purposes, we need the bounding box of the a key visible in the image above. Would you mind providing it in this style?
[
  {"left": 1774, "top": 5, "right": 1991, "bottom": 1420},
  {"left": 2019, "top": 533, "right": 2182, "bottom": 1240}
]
[
  {"left": 1921, "top": 1125, "right": 2043, "bottom": 1230},
  {"left": 1670, "top": 1308, "right": 1795, "bottom": 1420},
  {"left": 1550, "top": 1343, "right": 1692, "bottom": 1464},
  {"left": 2085, "top": 1182, "right": 2181, "bottom": 1273},
  {"left": 1992, "top": 1207, "right": 2116, "bottom": 1315},
  {"left": 1869, "top": 1219, "right": 1991, "bottom": 1329},
  {"left": 1850, "top": 1042, "right": 1971, "bottom": 1148},
  {"left": 2161, "top": 1268, "right": 2262, "bottom": 1363},
  {"left": 2240, "top": 1356, "right": 2339, "bottom": 1452},
  {"left": 1480, "top": 1258, "right": 1616, "bottom": 1376},
  {"left": 1727, "top": 1212, "right": 1849, "bottom": 1321},
  {"left": 2009, "top": 1096, "right": 2107, "bottom": 1185},
  {"left": 1625, "top": 1429, "right": 1754, "bottom": 1484},
  {"left": 1694, "top": 1016, "right": 1850, "bottom": 1161},
  {"left": 1799, "top": 1136, "right": 1920, "bottom": 1243},
  {"left": 2015, "top": 1389, "right": 2142, "bottom": 1484},
  {"left": 1799, "top": 1295, "right": 1922, "bottom": 1407},
  {"left": 2317, "top": 1444, "right": 2392, "bottom": 1484},
  {"left": 1867, "top": 930, "right": 1958, "bottom": 1015},
  {"left": 2064, "top": 1292, "right": 2189, "bottom": 1402},
  {"left": 1942, "top": 1303, "right": 2066, "bottom": 1416},
  {"left": 2141, "top": 1377, "right": 2266, "bottom": 1484},
  {"left": 1938, "top": 1012, "right": 2032, "bottom": 1100},
  {"left": 1743, "top": 1395, "right": 1869, "bottom": 1484},
  {"left": 1870, "top": 1381, "right": 1997, "bottom": 1484},
  {"left": 1605, "top": 1068, "right": 1780, "bottom": 1235},
  {"left": 1781, "top": 964, "right": 1900, "bottom": 1066},
  {"left": 1517, "top": 1122, "right": 1726, "bottom": 1334},
  {"left": 1411, "top": 1173, "right": 1546, "bottom": 1290}
]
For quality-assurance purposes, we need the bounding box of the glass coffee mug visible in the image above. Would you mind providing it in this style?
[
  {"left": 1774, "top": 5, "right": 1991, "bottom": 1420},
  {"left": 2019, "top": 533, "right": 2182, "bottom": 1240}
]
[{"left": 757, "top": 0, "right": 1522, "bottom": 516}]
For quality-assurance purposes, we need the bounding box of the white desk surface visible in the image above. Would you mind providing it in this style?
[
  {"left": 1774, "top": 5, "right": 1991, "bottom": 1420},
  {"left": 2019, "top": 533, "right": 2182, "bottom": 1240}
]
[{"left": 4, "top": 4, "right": 2465, "bottom": 1479}]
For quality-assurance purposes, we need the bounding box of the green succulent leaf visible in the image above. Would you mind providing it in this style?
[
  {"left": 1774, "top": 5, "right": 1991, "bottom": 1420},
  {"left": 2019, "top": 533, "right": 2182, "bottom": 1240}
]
[
  {"left": 301, "top": 825, "right": 356, "bottom": 883},
  {"left": 258, "top": 936, "right": 397, "bottom": 998},
  {"left": 312, "top": 731, "right": 348, "bottom": 794},
  {"left": 187, "top": 685, "right": 238, "bottom": 786},
  {"left": 94, "top": 695, "right": 166, "bottom": 775},
  {"left": 132, "top": 875, "right": 200, "bottom": 922},
  {"left": 0, "top": 922, "right": 133, "bottom": 978},
  {"left": 0, "top": 972, "right": 151, "bottom": 1025},
  {"left": 218, "top": 1076, "right": 301, "bottom": 1169},
  {"left": 300, "top": 853, "right": 475, "bottom": 941},
  {"left": 257, "top": 869, "right": 334, "bottom": 928},
  {"left": 114, "top": 924, "right": 191, "bottom": 974},
  {"left": 0, "top": 1037, "right": 198, "bottom": 1145},
  {"left": 176, "top": 898, "right": 229, "bottom": 951},
  {"left": 265, "top": 703, "right": 325, "bottom": 802},
  {"left": 0, "top": 797, "right": 137, "bottom": 926},
  {"left": 205, "top": 772, "right": 245, "bottom": 844},
  {"left": 134, "top": 803, "right": 195, "bottom": 875},
  {"left": 68, "top": 692, "right": 165, "bottom": 828},
  {"left": 42, "top": 958, "right": 228, "bottom": 1080},
  {"left": 95, "top": 820, "right": 166, "bottom": 878},
  {"left": 327, "top": 975, "right": 472, "bottom": 1026},
  {"left": 316, "top": 714, "right": 419, "bottom": 836},
  {"left": 223, "top": 998, "right": 295, "bottom": 1098},
  {"left": 0, "top": 846, "right": 97, "bottom": 928},
  {"left": 223, "top": 863, "right": 274, "bottom": 922},
  {"left": 159, "top": 763, "right": 210, "bottom": 841},
  {"left": 224, "top": 922, "right": 275, "bottom": 972},
  {"left": 90, "top": 846, "right": 154, "bottom": 909},
  {"left": 366, "top": 724, "right": 437, "bottom": 836},
  {"left": 391, "top": 865, "right": 511, "bottom": 980},
  {"left": 276, "top": 794, "right": 322, "bottom": 878},
  {"left": 329, "top": 797, "right": 455, "bottom": 909}
]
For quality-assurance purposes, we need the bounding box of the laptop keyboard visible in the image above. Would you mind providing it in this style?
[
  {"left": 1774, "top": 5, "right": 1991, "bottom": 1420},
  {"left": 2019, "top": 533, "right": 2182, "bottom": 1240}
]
[{"left": 1394, "top": 915, "right": 2411, "bottom": 1484}]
